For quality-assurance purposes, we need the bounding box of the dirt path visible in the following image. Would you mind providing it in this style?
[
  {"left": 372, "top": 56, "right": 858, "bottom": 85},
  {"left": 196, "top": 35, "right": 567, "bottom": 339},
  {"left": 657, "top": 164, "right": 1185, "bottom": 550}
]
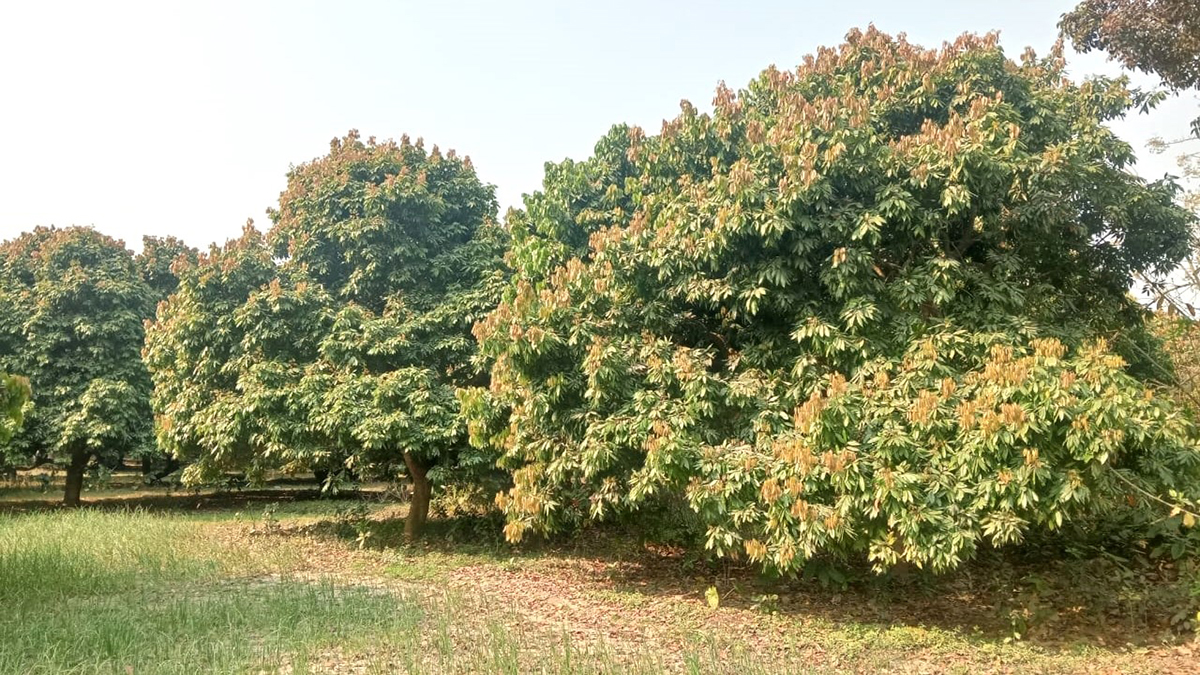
[{"left": 208, "top": 519, "right": 1200, "bottom": 674}]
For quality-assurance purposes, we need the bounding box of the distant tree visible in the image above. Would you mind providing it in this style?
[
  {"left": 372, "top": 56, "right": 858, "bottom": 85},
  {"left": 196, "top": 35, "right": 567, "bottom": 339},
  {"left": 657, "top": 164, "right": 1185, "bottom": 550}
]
[
  {"left": 145, "top": 133, "right": 507, "bottom": 537},
  {"left": 137, "top": 235, "right": 199, "bottom": 303},
  {"left": 0, "top": 227, "right": 153, "bottom": 505},
  {"left": 1062, "top": 1, "right": 1200, "bottom": 314},
  {"left": 464, "top": 29, "right": 1200, "bottom": 572},
  {"left": 144, "top": 224, "right": 278, "bottom": 483},
  {"left": 1061, "top": 0, "right": 1200, "bottom": 97},
  {"left": 133, "top": 235, "right": 199, "bottom": 479}
]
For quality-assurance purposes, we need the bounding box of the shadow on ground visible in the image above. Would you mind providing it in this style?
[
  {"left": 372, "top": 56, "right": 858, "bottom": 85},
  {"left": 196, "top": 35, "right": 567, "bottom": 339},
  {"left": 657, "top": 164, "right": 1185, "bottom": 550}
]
[
  {"left": 3, "top": 481, "right": 1194, "bottom": 655},
  {"left": 297, "top": 510, "right": 1197, "bottom": 652},
  {"left": 0, "top": 480, "right": 377, "bottom": 515}
]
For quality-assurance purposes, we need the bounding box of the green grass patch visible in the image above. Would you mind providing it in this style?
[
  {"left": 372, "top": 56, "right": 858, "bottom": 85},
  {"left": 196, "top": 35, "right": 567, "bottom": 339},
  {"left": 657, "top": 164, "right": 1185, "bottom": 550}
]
[
  {"left": 0, "top": 510, "right": 220, "bottom": 604},
  {"left": 0, "top": 509, "right": 421, "bottom": 674},
  {"left": 0, "top": 581, "right": 422, "bottom": 674}
]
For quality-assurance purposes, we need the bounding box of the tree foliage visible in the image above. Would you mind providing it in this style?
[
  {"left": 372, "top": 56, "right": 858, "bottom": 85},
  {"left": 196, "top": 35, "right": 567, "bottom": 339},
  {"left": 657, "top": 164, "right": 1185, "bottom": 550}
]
[
  {"left": 143, "top": 224, "right": 277, "bottom": 480},
  {"left": 465, "top": 29, "right": 1200, "bottom": 572},
  {"left": 145, "top": 132, "right": 505, "bottom": 536},
  {"left": 0, "top": 227, "right": 153, "bottom": 504},
  {"left": 1061, "top": 0, "right": 1200, "bottom": 93},
  {"left": 1061, "top": 2, "right": 1200, "bottom": 314},
  {"left": 131, "top": 235, "right": 200, "bottom": 478},
  {"left": 137, "top": 235, "right": 200, "bottom": 304},
  {"left": 0, "top": 373, "right": 30, "bottom": 445},
  {"left": 1152, "top": 312, "right": 1200, "bottom": 407}
]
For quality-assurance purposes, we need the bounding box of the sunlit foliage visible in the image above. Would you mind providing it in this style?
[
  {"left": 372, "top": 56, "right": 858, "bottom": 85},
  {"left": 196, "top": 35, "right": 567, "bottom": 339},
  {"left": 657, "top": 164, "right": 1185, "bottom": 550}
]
[
  {"left": 465, "top": 29, "right": 1200, "bottom": 572},
  {"left": 0, "top": 227, "right": 153, "bottom": 504},
  {"left": 145, "top": 132, "right": 505, "bottom": 536},
  {"left": 0, "top": 373, "right": 29, "bottom": 445}
]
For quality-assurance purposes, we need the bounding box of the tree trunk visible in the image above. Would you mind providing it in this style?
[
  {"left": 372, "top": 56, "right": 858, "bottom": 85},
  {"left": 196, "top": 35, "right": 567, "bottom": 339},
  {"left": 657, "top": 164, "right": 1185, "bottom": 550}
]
[
  {"left": 152, "top": 455, "right": 179, "bottom": 481},
  {"left": 63, "top": 450, "right": 90, "bottom": 507},
  {"left": 403, "top": 451, "right": 431, "bottom": 540},
  {"left": 142, "top": 455, "right": 179, "bottom": 483}
]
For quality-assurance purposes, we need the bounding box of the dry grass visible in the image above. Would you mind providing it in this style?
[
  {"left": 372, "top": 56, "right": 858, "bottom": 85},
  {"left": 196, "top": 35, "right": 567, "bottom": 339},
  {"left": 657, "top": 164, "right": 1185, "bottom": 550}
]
[{"left": 0, "top": 487, "right": 1196, "bottom": 673}]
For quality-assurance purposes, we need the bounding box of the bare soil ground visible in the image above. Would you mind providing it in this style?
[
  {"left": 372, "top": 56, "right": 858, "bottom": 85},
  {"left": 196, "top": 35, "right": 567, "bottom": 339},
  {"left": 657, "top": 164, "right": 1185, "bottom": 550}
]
[{"left": 211, "top": 502, "right": 1199, "bottom": 674}]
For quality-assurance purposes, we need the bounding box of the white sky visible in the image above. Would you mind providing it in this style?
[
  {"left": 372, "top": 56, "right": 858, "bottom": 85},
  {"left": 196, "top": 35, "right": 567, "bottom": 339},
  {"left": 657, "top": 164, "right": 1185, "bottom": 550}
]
[{"left": 0, "top": 0, "right": 1195, "bottom": 252}]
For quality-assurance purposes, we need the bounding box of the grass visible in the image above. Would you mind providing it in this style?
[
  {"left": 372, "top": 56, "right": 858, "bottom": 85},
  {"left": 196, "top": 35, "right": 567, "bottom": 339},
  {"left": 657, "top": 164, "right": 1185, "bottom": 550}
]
[
  {"left": 0, "top": 581, "right": 422, "bottom": 674},
  {"left": 0, "top": 489, "right": 1195, "bottom": 674},
  {"left": 0, "top": 510, "right": 217, "bottom": 600},
  {"left": 0, "top": 510, "right": 398, "bottom": 674},
  {"left": 0, "top": 507, "right": 810, "bottom": 673}
]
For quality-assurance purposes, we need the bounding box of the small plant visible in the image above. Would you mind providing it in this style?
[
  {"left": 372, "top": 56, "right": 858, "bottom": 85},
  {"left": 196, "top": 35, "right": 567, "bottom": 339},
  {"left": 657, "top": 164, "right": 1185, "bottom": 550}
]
[
  {"left": 1004, "top": 573, "right": 1057, "bottom": 641},
  {"left": 705, "top": 585, "right": 720, "bottom": 609},
  {"left": 353, "top": 523, "right": 374, "bottom": 550},
  {"left": 330, "top": 502, "right": 376, "bottom": 549},
  {"left": 1173, "top": 561, "right": 1200, "bottom": 634},
  {"left": 319, "top": 469, "right": 360, "bottom": 497},
  {"left": 751, "top": 593, "right": 781, "bottom": 615},
  {"left": 382, "top": 481, "right": 410, "bottom": 504},
  {"left": 333, "top": 501, "right": 371, "bottom": 527},
  {"left": 87, "top": 465, "right": 114, "bottom": 492},
  {"left": 802, "top": 560, "right": 849, "bottom": 591},
  {"left": 251, "top": 502, "right": 281, "bottom": 536},
  {"left": 431, "top": 483, "right": 494, "bottom": 519}
]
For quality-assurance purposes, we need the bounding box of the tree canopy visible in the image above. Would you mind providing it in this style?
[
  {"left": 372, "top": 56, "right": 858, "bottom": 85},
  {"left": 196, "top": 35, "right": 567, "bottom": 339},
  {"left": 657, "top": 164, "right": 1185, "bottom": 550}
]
[
  {"left": 1062, "top": 0, "right": 1200, "bottom": 144},
  {"left": 464, "top": 28, "right": 1200, "bottom": 572},
  {"left": 145, "top": 132, "right": 506, "bottom": 536},
  {"left": 0, "top": 227, "right": 154, "bottom": 504},
  {"left": 137, "top": 235, "right": 200, "bottom": 304},
  {"left": 143, "top": 224, "right": 276, "bottom": 484},
  {"left": 1061, "top": 0, "right": 1200, "bottom": 93}
]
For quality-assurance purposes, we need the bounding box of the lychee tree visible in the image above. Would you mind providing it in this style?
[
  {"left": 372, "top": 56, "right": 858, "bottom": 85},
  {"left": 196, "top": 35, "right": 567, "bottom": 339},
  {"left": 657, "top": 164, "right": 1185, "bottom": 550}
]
[
  {"left": 0, "top": 227, "right": 153, "bottom": 505},
  {"left": 265, "top": 132, "right": 506, "bottom": 537},
  {"left": 143, "top": 224, "right": 279, "bottom": 482},
  {"left": 137, "top": 235, "right": 199, "bottom": 304},
  {"left": 146, "top": 133, "right": 506, "bottom": 537},
  {"left": 464, "top": 29, "right": 1200, "bottom": 572}
]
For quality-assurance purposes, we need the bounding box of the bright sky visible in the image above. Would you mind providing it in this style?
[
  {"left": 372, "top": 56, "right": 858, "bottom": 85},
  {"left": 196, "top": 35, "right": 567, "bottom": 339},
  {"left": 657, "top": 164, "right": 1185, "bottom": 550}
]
[{"left": 1, "top": 0, "right": 1195, "bottom": 251}]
